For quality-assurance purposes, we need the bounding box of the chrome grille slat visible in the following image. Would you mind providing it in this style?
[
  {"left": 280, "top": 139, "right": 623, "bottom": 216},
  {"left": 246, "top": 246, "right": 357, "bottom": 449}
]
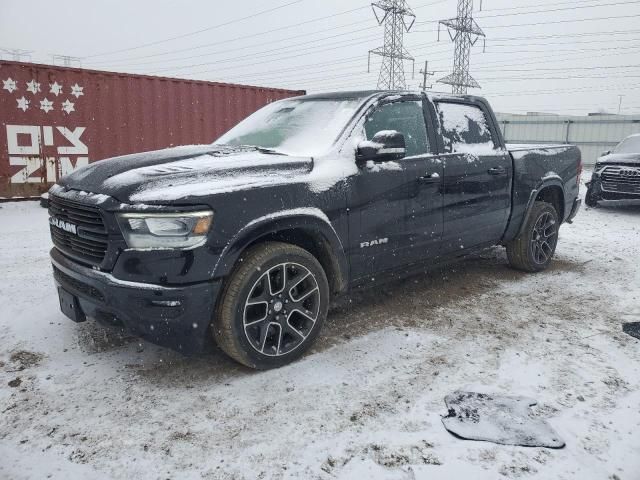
[
  {"left": 600, "top": 166, "right": 640, "bottom": 194},
  {"left": 49, "top": 195, "right": 108, "bottom": 266}
]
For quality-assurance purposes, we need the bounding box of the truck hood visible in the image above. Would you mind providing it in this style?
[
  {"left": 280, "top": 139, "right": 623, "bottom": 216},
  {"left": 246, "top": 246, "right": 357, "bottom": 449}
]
[
  {"left": 57, "top": 144, "right": 313, "bottom": 204},
  {"left": 598, "top": 152, "right": 640, "bottom": 166}
]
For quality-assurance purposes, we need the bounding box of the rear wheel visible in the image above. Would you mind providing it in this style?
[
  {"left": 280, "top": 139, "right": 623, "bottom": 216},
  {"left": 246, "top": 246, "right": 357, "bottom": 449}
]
[
  {"left": 213, "top": 242, "right": 329, "bottom": 369},
  {"left": 506, "top": 201, "right": 559, "bottom": 272}
]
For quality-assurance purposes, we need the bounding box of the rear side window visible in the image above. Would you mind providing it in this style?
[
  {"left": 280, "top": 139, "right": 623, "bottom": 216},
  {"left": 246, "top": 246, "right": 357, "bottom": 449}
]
[
  {"left": 436, "top": 102, "right": 495, "bottom": 154},
  {"left": 365, "top": 101, "right": 430, "bottom": 157}
]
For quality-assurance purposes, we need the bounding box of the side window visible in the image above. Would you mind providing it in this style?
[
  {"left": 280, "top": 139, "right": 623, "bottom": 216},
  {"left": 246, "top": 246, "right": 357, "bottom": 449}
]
[
  {"left": 436, "top": 102, "right": 495, "bottom": 153},
  {"left": 364, "top": 101, "right": 430, "bottom": 157}
]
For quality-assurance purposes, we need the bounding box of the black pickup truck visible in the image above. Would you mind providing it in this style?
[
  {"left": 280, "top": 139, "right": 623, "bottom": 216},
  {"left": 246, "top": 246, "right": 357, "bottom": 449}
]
[{"left": 48, "top": 91, "right": 582, "bottom": 369}]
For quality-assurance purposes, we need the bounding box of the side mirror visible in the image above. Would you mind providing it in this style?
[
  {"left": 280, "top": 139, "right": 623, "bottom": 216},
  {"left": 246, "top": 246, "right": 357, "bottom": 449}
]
[
  {"left": 356, "top": 130, "right": 406, "bottom": 163},
  {"left": 602, "top": 150, "right": 611, "bottom": 156}
]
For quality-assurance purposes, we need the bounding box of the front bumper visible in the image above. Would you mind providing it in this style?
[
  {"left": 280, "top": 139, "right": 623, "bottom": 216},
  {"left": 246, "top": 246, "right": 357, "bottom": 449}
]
[
  {"left": 51, "top": 248, "right": 221, "bottom": 354},
  {"left": 587, "top": 168, "right": 640, "bottom": 200}
]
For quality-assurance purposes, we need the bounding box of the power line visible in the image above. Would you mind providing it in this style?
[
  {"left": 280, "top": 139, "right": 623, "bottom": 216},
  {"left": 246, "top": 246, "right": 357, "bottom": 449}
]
[
  {"left": 413, "top": 13, "right": 640, "bottom": 34},
  {"left": 88, "top": 21, "right": 377, "bottom": 69},
  {"left": 415, "top": 0, "right": 640, "bottom": 23},
  {"left": 86, "top": 0, "right": 307, "bottom": 58},
  {"left": 171, "top": 34, "right": 640, "bottom": 83},
  {"left": 486, "top": 83, "right": 640, "bottom": 97},
  {"left": 476, "top": 73, "right": 640, "bottom": 81},
  {"left": 151, "top": 32, "right": 382, "bottom": 75},
  {"left": 480, "top": 0, "right": 629, "bottom": 12},
  {"left": 86, "top": 0, "right": 448, "bottom": 67},
  {"left": 259, "top": 64, "right": 640, "bottom": 90},
  {"left": 85, "top": 5, "right": 372, "bottom": 66},
  {"left": 216, "top": 36, "right": 640, "bottom": 86},
  {"left": 485, "top": 28, "right": 640, "bottom": 42},
  {"left": 151, "top": 27, "right": 380, "bottom": 73},
  {"left": 476, "top": 0, "right": 640, "bottom": 19},
  {"left": 276, "top": 66, "right": 640, "bottom": 93},
  {"left": 477, "top": 13, "right": 640, "bottom": 29},
  {"left": 225, "top": 44, "right": 640, "bottom": 86}
]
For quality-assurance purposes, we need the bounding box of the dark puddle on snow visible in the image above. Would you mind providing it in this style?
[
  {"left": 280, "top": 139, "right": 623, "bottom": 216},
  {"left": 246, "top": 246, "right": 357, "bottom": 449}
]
[{"left": 442, "top": 391, "right": 565, "bottom": 449}]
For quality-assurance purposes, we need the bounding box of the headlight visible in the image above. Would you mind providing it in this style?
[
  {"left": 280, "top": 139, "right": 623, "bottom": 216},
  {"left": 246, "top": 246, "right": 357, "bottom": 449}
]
[{"left": 117, "top": 211, "right": 213, "bottom": 249}]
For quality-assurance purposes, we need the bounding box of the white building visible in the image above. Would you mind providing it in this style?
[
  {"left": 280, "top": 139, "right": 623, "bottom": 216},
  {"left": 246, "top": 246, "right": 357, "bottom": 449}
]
[{"left": 495, "top": 112, "right": 640, "bottom": 166}]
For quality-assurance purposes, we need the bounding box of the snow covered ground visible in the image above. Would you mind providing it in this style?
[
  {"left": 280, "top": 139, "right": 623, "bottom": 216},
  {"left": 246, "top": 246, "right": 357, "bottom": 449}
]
[{"left": 1, "top": 180, "right": 639, "bottom": 480}]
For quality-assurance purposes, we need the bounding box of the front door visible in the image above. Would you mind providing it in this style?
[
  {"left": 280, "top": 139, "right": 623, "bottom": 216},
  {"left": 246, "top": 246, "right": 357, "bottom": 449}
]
[
  {"left": 434, "top": 100, "right": 512, "bottom": 253},
  {"left": 347, "top": 97, "right": 443, "bottom": 280}
]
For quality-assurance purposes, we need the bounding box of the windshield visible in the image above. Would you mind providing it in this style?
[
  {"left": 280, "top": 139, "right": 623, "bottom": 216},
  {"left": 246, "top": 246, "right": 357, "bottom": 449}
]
[
  {"left": 614, "top": 135, "right": 640, "bottom": 154},
  {"left": 214, "top": 98, "right": 363, "bottom": 156}
]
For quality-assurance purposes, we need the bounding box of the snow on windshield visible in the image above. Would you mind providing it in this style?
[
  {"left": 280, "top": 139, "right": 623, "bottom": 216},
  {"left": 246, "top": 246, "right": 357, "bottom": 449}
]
[
  {"left": 614, "top": 134, "right": 640, "bottom": 154},
  {"left": 436, "top": 102, "right": 499, "bottom": 155},
  {"left": 214, "top": 98, "right": 362, "bottom": 157}
]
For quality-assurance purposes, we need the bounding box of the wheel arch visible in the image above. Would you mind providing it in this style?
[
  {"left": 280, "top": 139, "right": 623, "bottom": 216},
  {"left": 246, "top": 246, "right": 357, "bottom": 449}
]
[
  {"left": 516, "top": 178, "right": 565, "bottom": 238},
  {"left": 212, "top": 210, "right": 348, "bottom": 295},
  {"left": 535, "top": 183, "right": 565, "bottom": 221}
]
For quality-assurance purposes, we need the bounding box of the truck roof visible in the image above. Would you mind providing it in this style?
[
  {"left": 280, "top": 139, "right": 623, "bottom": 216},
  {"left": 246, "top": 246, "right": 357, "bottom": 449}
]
[{"left": 292, "top": 90, "right": 485, "bottom": 104}]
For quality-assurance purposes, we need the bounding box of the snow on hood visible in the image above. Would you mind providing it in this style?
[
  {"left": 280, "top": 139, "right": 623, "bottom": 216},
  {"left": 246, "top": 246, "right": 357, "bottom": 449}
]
[
  {"left": 57, "top": 145, "right": 313, "bottom": 203},
  {"left": 56, "top": 142, "right": 360, "bottom": 204},
  {"left": 597, "top": 151, "right": 640, "bottom": 165}
]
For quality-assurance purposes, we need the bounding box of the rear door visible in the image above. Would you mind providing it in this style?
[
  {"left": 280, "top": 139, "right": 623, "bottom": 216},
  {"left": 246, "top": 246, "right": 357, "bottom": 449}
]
[
  {"left": 347, "top": 97, "right": 443, "bottom": 280},
  {"left": 433, "top": 100, "right": 512, "bottom": 253}
]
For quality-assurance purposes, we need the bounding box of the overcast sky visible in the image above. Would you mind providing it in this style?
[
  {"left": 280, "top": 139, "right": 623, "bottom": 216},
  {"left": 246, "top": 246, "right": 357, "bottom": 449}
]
[{"left": 1, "top": 0, "right": 639, "bottom": 115}]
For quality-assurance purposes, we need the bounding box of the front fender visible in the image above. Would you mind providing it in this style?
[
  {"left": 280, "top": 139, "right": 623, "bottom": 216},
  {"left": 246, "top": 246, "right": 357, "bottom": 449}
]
[{"left": 212, "top": 208, "right": 348, "bottom": 291}]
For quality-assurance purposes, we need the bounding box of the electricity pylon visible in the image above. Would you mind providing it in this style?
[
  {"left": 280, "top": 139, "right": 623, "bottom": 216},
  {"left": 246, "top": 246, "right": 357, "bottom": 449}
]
[
  {"left": 368, "top": 1, "right": 416, "bottom": 90},
  {"left": 437, "top": 0, "right": 485, "bottom": 94}
]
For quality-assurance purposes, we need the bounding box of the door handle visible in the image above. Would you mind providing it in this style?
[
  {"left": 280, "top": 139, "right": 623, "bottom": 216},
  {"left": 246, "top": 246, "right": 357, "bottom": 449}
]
[
  {"left": 418, "top": 172, "right": 441, "bottom": 183},
  {"left": 488, "top": 166, "right": 506, "bottom": 175}
]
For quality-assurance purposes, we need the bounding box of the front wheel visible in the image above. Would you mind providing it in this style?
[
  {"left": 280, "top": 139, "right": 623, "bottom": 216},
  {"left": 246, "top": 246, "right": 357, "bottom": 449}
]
[
  {"left": 213, "top": 242, "right": 329, "bottom": 369},
  {"left": 506, "top": 201, "right": 559, "bottom": 273}
]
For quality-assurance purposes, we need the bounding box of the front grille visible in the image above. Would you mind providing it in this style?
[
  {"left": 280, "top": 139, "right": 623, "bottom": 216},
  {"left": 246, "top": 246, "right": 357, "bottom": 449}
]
[
  {"left": 601, "top": 166, "right": 640, "bottom": 194},
  {"left": 49, "top": 195, "right": 109, "bottom": 266},
  {"left": 53, "top": 266, "right": 105, "bottom": 302}
]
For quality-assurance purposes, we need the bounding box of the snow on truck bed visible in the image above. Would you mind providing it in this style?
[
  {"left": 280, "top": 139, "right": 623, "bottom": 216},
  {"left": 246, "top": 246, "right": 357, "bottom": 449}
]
[
  {"left": 0, "top": 177, "right": 639, "bottom": 479},
  {"left": 506, "top": 144, "right": 573, "bottom": 151}
]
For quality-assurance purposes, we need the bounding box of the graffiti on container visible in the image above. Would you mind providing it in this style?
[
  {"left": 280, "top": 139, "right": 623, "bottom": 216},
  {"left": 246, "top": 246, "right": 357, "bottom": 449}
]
[
  {"left": 6, "top": 125, "right": 88, "bottom": 184},
  {"left": 2, "top": 76, "right": 87, "bottom": 184}
]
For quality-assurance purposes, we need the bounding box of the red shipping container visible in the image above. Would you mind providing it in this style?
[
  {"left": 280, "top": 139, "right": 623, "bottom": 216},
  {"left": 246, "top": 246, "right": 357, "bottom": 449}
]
[{"left": 0, "top": 61, "right": 304, "bottom": 198}]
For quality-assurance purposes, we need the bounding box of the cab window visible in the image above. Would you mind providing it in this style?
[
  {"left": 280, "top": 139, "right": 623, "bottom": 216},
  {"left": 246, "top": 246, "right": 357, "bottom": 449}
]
[
  {"left": 364, "top": 101, "right": 430, "bottom": 157},
  {"left": 435, "top": 102, "right": 495, "bottom": 153}
]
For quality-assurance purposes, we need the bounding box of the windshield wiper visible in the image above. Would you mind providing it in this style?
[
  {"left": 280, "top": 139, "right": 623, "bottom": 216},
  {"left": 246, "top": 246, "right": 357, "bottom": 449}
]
[
  {"left": 211, "top": 144, "right": 288, "bottom": 155},
  {"left": 254, "top": 146, "right": 287, "bottom": 155}
]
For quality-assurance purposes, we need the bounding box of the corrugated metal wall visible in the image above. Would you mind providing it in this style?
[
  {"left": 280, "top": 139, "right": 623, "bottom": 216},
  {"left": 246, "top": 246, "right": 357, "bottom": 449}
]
[
  {"left": 0, "top": 61, "right": 305, "bottom": 198},
  {"left": 496, "top": 112, "right": 640, "bottom": 166}
]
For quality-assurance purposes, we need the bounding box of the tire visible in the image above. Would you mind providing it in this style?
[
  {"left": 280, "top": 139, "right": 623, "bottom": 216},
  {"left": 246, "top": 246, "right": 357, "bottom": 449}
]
[
  {"left": 213, "top": 241, "right": 329, "bottom": 369},
  {"left": 506, "top": 201, "right": 559, "bottom": 273},
  {"left": 584, "top": 185, "right": 600, "bottom": 208}
]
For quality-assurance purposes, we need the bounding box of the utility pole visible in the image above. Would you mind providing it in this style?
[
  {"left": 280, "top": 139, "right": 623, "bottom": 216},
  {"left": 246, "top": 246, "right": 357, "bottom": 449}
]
[
  {"left": 437, "top": 0, "right": 485, "bottom": 94},
  {"left": 52, "top": 55, "right": 82, "bottom": 67},
  {"left": 618, "top": 95, "right": 624, "bottom": 115},
  {"left": 419, "top": 60, "right": 435, "bottom": 90},
  {"left": 368, "top": 0, "right": 416, "bottom": 90}
]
